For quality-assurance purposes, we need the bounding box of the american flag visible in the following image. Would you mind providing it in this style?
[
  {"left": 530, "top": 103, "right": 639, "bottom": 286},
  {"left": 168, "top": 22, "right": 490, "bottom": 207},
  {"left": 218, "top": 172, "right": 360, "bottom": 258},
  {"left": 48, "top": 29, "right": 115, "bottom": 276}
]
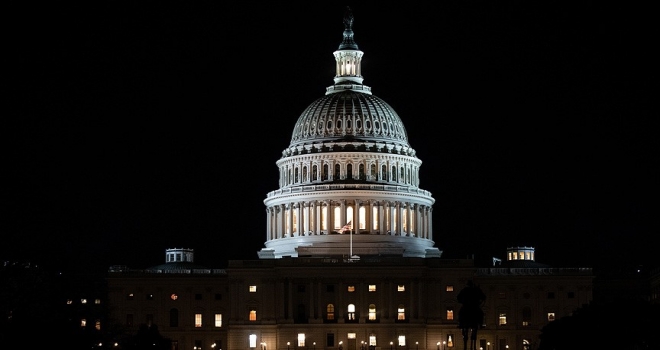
[{"left": 339, "top": 221, "right": 352, "bottom": 233}]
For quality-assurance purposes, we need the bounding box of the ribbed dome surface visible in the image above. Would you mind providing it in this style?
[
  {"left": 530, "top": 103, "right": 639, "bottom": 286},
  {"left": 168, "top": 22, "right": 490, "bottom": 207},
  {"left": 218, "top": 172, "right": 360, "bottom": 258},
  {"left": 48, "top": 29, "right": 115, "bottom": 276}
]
[{"left": 289, "top": 91, "right": 410, "bottom": 148}]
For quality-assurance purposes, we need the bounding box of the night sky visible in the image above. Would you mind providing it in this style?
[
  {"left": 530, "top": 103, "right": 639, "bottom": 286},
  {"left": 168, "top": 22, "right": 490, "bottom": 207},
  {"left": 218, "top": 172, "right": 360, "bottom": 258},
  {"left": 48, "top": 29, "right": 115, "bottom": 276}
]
[{"left": 7, "top": 3, "right": 656, "bottom": 273}]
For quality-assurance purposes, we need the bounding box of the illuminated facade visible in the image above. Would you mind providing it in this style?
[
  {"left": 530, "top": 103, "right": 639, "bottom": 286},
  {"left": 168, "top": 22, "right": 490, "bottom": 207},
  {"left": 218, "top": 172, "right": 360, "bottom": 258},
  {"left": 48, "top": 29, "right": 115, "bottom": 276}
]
[
  {"left": 107, "top": 9, "right": 593, "bottom": 350},
  {"left": 259, "top": 7, "right": 439, "bottom": 260}
]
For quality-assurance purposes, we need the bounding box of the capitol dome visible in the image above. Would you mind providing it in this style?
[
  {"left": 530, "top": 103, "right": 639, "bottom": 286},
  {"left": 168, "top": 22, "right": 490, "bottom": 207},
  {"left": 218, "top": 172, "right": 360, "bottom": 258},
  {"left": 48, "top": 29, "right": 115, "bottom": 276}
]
[{"left": 259, "top": 7, "right": 441, "bottom": 260}]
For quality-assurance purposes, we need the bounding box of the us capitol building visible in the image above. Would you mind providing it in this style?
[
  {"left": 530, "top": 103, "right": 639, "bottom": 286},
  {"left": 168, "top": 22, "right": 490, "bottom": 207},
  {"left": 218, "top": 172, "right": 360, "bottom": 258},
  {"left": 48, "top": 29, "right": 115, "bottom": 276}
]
[{"left": 107, "top": 8, "right": 593, "bottom": 350}]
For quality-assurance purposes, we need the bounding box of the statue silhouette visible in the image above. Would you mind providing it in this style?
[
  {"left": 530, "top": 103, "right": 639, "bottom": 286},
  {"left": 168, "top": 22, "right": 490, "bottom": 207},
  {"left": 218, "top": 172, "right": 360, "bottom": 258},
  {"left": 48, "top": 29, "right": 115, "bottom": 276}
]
[{"left": 457, "top": 280, "right": 486, "bottom": 350}]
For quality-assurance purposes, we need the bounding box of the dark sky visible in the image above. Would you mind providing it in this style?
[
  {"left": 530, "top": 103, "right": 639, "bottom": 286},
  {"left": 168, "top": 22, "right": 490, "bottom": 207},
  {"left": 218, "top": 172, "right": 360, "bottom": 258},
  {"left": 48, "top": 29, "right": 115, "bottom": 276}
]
[{"left": 7, "top": 3, "right": 656, "bottom": 273}]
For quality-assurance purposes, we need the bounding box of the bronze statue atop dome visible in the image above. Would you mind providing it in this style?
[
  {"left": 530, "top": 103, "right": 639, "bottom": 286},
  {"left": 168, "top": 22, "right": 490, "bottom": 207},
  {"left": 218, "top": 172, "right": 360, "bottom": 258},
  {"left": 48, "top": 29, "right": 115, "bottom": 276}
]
[{"left": 343, "top": 6, "right": 354, "bottom": 31}]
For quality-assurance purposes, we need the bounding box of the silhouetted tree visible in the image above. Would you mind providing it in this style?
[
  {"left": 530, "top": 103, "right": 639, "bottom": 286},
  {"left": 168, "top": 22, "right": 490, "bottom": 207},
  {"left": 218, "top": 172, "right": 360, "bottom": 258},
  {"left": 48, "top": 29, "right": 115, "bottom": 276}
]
[
  {"left": 125, "top": 323, "right": 171, "bottom": 350},
  {"left": 538, "top": 298, "right": 660, "bottom": 350},
  {"left": 457, "top": 280, "right": 486, "bottom": 350}
]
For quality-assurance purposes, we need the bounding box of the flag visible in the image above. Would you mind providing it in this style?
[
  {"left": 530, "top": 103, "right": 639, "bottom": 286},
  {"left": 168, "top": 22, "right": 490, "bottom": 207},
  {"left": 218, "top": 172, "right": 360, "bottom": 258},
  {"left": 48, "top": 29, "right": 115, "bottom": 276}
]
[{"left": 339, "top": 221, "right": 352, "bottom": 233}]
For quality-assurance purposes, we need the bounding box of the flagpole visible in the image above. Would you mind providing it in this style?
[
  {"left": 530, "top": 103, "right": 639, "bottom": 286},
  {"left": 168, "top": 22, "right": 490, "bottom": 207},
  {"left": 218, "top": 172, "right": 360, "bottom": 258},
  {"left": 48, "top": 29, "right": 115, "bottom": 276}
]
[{"left": 350, "top": 226, "right": 353, "bottom": 257}]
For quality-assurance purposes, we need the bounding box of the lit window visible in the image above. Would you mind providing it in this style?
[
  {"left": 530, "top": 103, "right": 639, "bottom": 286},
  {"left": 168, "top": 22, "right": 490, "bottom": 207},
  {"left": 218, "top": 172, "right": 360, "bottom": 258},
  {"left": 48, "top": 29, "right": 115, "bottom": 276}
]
[
  {"left": 348, "top": 333, "right": 356, "bottom": 340},
  {"left": 369, "top": 335, "right": 377, "bottom": 347},
  {"left": 369, "top": 304, "right": 377, "bottom": 320},
  {"left": 170, "top": 294, "right": 178, "bottom": 301},
  {"left": 447, "top": 335, "right": 454, "bottom": 348},
  {"left": 446, "top": 285, "right": 454, "bottom": 292},
  {"left": 397, "top": 305, "right": 405, "bottom": 320},
  {"left": 298, "top": 333, "right": 306, "bottom": 347},
  {"left": 446, "top": 308, "right": 454, "bottom": 320},
  {"left": 249, "top": 309, "right": 257, "bottom": 321},
  {"left": 398, "top": 285, "right": 405, "bottom": 292},
  {"left": 95, "top": 319, "right": 101, "bottom": 330},
  {"left": 249, "top": 285, "right": 257, "bottom": 292},
  {"left": 348, "top": 285, "right": 355, "bottom": 292},
  {"left": 498, "top": 313, "right": 507, "bottom": 325},
  {"left": 81, "top": 299, "right": 88, "bottom": 304},
  {"left": 127, "top": 293, "right": 134, "bottom": 300},
  {"left": 347, "top": 304, "right": 356, "bottom": 320},
  {"left": 398, "top": 335, "right": 406, "bottom": 347},
  {"left": 94, "top": 299, "right": 101, "bottom": 304},
  {"left": 195, "top": 313, "right": 202, "bottom": 327},
  {"left": 66, "top": 299, "right": 73, "bottom": 305},
  {"left": 250, "top": 334, "right": 257, "bottom": 348},
  {"left": 80, "top": 318, "right": 87, "bottom": 327},
  {"left": 215, "top": 313, "right": 222, "bottom": 327},
  {"left": 547, "top": 312, "right": 555, "bottom": 322},
  {"left": 369, "top": 285, "right": 376, "bottom": 292},
  {"left": 327, "top": 304, "right": 335, "bottom": 320}
]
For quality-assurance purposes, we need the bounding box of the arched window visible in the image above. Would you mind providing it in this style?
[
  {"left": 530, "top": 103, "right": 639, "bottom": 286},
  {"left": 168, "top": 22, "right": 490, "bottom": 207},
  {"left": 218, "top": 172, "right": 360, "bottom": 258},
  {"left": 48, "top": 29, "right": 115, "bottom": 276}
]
[
  {"left": 381, "top": 164, "right": 387, "bottom": 181},
  {"left": 359, "top": 206, "right": 366, "bottom": 230},
  {"left": 327, "top": 304, "right": 335, "bottom": 320},
  {"left": 347, "top": 304, "right": 356, "bottom": 321},
  {"left": 335, "top": 164, "right": 341, "bottom": 179},
  {"left": 347, "top": 163, "right": 353, "bottom": 179},
  {"left": 359, "top": 164, "right": 365, "bottom": 180},
  {"left": 391, "top": 165, "right": 397, "bottom": 181},
  {"left": 323, "top": 164, "right": 329, "bottom": 180},
  {"left": 313, "top": 165, "right": 318, "bottom": 181},
  {"left": 370, "top": 164, "right": 376, "bottom": 179},
  {"left": 321, "top": 205, "right": 327, "bottom": 231}
]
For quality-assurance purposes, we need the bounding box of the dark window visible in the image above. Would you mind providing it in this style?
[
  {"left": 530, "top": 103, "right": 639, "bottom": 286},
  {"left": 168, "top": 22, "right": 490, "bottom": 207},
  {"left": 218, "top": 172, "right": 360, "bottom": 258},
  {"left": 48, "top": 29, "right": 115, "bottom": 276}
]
[
  {"left": 170, "top": 308, "right": 179, "bottom": 327},
  {"left": 298, "top": 285, "right": 306, "bottom": 292},
  {"left": 547, "top": 292, "right": 555, "bottom": 299},
  {"left": 195, "top": 294, "right": 202, "bottom": 300},
  {"left": 567, "top": 292, "right": 575, "bottom": 299},
  {"left": 295, "top": 304, "right": 307, "bottom": 323},
  {"left": 523, "top": 292, "right": 531, "bottom": 299},
  {"left": 326, "top": 285, "right": 335, "bottom": 292},
  {"left": 146, "top": 294, "right": 154, "bottom": 300},
  {"left": 126, "top": 314, "right": 134, "bottom": 327},
  {"left": 326, "top": 333, "right": 335, "bottom": 347},
  {"left": 215, "top": 293, "right": 222, "bottom": 300}
]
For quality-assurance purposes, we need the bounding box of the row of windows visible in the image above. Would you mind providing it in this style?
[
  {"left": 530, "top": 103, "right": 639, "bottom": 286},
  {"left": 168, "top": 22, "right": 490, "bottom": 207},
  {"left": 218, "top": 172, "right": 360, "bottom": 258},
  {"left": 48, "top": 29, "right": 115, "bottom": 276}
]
[
  {"left": 126, "top": 292, "right": 222, "bottom": 301},
  {"left": 120, "top": 309, "right": 556, "bottom": 335},
  {"left": 282, "top": 163, "right": 418, "bottom": 187},
  {"left": 124, "top": 312, "right": 223, "bottom": 328},
  {"left": 248, "top": 333, "right": 459, "bottom": 349},
  {"left": 67, "top": 298, "right": 101, "bottom": 305},
  {"left": 249, "top": 284, "right": 455, "bottom": 293}
]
